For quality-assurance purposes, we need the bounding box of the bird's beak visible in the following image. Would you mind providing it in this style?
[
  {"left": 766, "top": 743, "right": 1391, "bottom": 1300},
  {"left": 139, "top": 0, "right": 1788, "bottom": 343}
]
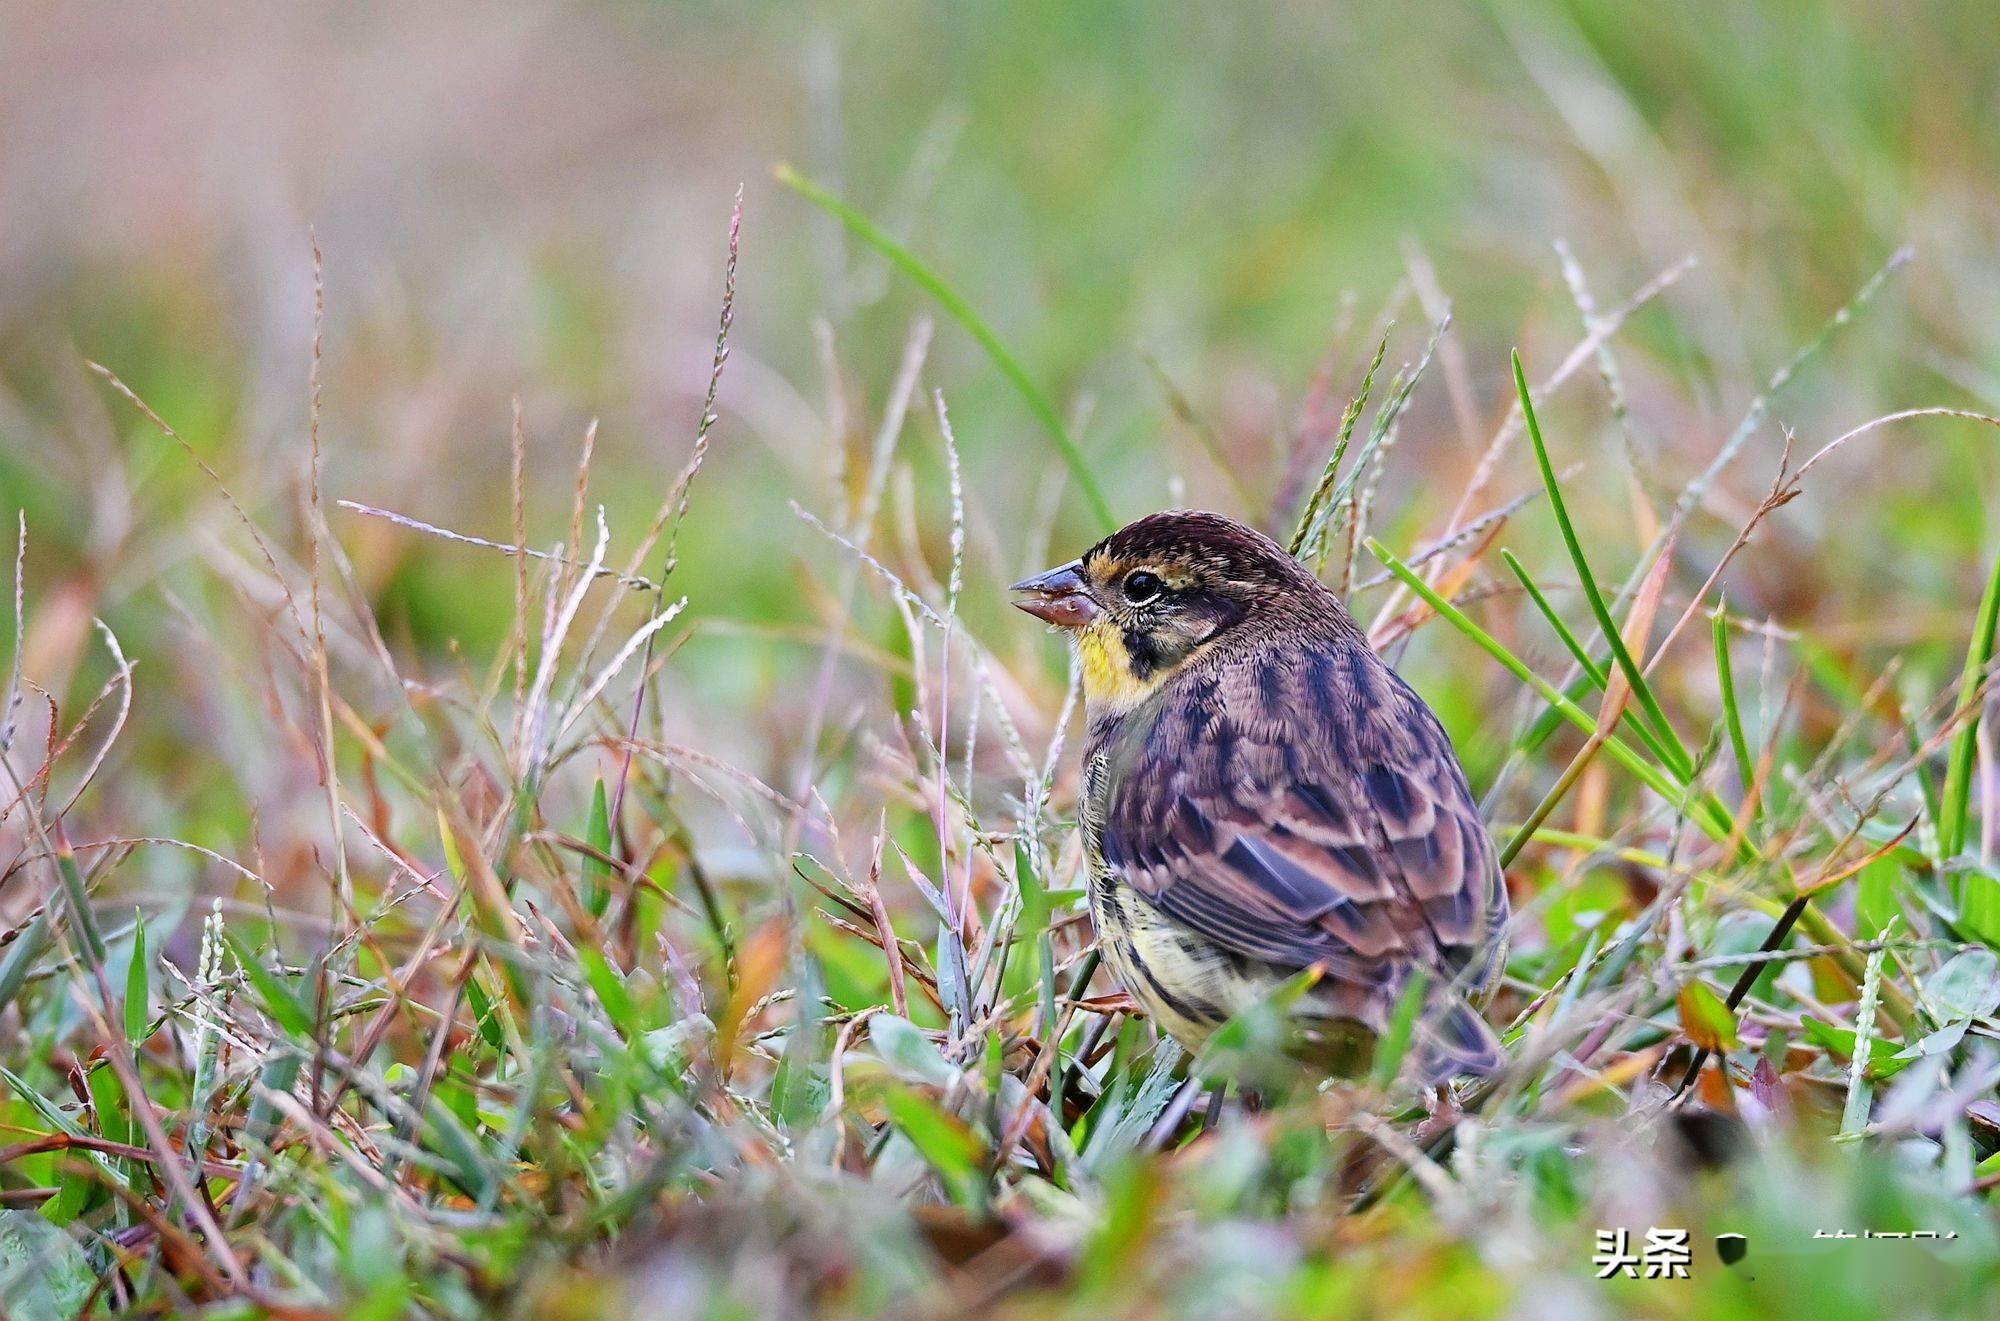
[{"left": 1010, "top": 560, "right": 1101, "bottom": 628}]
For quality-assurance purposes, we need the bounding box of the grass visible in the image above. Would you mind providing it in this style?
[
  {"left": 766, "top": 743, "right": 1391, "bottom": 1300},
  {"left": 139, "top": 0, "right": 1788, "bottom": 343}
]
[
  {"left": 3, "top": 208, "right": 2000, "bottom": 1319},
  {"left": 7, "top": 5, "right": 2000, "bottom": 1315},
  {"left": 774, "top": 166, "right": 1116, "bottom": 534}
]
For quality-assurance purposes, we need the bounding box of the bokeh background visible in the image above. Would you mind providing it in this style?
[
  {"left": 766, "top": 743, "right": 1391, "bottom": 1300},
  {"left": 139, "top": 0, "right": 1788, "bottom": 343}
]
[
  {"left": 6, "top": 2, "right": 1998, "bottom": 779},
  {"left": 6, "top": 0, "right": 2000, "bottom": 1007}
]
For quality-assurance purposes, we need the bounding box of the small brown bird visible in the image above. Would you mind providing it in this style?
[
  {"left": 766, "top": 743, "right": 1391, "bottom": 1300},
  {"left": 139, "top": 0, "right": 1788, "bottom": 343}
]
[{"left": 1013, "top": 510, "right": 1508, "bottom": 1081}]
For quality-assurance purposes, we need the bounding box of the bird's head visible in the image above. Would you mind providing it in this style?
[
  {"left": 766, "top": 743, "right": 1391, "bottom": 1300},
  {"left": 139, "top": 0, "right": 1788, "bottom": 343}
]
[{"left": 1012, "top": 509, "right": 1336, "bottom": 713}]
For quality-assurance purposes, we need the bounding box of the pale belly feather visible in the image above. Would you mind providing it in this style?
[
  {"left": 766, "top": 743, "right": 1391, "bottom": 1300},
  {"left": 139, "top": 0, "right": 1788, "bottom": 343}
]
[
  {"left": 1082, "top": 746, "right": 1283, "bottom": 1053},
  {"left": 1089, "top": 866, "right": 1273, "bottom": 1052}
]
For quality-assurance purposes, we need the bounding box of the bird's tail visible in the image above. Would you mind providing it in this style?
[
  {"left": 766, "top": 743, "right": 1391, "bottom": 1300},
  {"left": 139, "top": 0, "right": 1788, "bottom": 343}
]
[{"left": 1411, "top": 997, "right": 1505, "bottom": 1083}]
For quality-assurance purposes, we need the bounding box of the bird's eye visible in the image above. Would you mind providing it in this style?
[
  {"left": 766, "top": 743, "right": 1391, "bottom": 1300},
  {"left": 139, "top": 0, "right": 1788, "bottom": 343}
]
[{"left": 1123, "top": 570, "right": 1165, "bottom": 603}]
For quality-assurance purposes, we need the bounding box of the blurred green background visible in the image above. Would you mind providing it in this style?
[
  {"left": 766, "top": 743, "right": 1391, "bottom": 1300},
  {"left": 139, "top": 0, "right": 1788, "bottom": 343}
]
[{"left": 2, "top": 0, "right": 1997, "bottom": 860}]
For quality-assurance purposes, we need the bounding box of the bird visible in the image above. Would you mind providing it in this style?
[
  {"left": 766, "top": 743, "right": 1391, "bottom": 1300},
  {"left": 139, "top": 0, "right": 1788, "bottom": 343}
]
[{"left": 1012, "top": 509, "right": 1508, "bottom": 1082}]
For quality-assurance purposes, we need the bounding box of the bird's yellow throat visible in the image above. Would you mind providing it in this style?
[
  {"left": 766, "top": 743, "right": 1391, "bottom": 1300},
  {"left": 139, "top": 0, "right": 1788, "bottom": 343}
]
[{"left": 1076, "top": 623, "right": 1165, "bottom": 714}]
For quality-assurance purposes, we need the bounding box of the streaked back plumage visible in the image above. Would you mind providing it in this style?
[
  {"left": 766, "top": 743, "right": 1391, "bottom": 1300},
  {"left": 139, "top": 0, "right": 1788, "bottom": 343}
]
[{"left": 1068, "top": 510, "right": 1508, "bottom": 1080}]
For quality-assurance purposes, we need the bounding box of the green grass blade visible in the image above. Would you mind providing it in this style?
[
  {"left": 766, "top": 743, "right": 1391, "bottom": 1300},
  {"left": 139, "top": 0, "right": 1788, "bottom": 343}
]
[
  {"left": 1520, "top": 666, "right": 1610, "bottom": 758},
  {"left": 228, "top": 936, "right": 316, "bottom": 1039},
  {"left": 1500, "top": 549, "right": 1608, "bottom": 690},
  {"left": 465, "top": 973, "right": 507, "bottom": 1053},
  {"left": 1513, "top": 351, "right": 1694, "bottom": 780},
  {"left": 1368, "top": 538, "right": 1738, "bottom": 852},
  {"left": 580, "top": 945, "right": 637, "bottom": 1040},
  {"left": 775, "top": 164, "right": 1115, "bottom": 531},
  {"left": 124, "top": 911, "right": 150, "bottom": 1043},
  {"left": 0, "top": 911, "right": 50, "bottom": 1017},
  {"left": 1500, "top": 547, "right": 1681, "bottom": 771},
  {"left": 244, "top": 1053, "right": 302, "bottom": 1150},
  {"left": 1289, "top": 331, "right": 1388, "bottom": 557},
  {"left": 1, "top": 1064, "right": 132, "bottom": 1189},
  {"left": 584, "top": 775, "right": 613, "bottom": 917},
  {"left": 1712, "top": 595, "right": 1762, "bottom": 827},
  {"left": 1940, "top": 543, "right": 2000, "bottom": 858},
  {"left": 54, "top": 834, "right": 107, "bottom": 965}
]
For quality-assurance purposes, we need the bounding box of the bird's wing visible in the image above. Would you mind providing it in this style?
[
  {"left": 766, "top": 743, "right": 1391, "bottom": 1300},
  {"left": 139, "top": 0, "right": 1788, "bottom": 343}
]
[{"left": 1097, "top": 632, "right": 1503, "bottom": 1001}]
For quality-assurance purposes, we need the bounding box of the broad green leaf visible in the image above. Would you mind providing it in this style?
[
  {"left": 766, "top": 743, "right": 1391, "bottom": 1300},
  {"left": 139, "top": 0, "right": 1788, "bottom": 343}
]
[
  {"left": 579, "top": 946, "right": 636, "bottom": 1039},
  {"left": 418, "top": 1092, "right": 500, "bottom": 1203},
  {"left": 1897, "top": 1019, "right": 1970, "bottom": 1061},
  {"left": 87, "top": 1061, "right": 132, "bottom": 1147},
  {"left": 771, "top": 956, "right": 827, "bottom": 1128},
  {"left": 1855, "top": 857, "right": 1902, "bottom": 940},
  {"left": 879, "top": 1084, "right": 985, "bottom": 1210},
  {"left": 465, "top": 974, "right": 507, "bottom": 1053},
  {"left": 869, "top": 1015, "right": 957, "bottom": 1088},
  {"left": 0, "top": 1210, "right": 96, "bottom": 1318},
  {"left": 52, "top": 841, "right": 106, "bottom": 964},
  {"left": 1677, "top": 980, "right": 1740, "bottom": 1053},
  {"left": 1799, "top": 1015, "right": 1910, "bottom": 1080},
  {"left": 642, "top": 1016, "right": 712, "bottom": 1081},
  {"left": 1081, "top": 1039, "right": 1187, "bottom": 1171},
  {"left": 1015, "top": 840, "right": 1051, "bottom": 942},
  {"left": 1, "top": 1065, "right": 94, "bottom": 1143},
  {"left": 1959, "top": 870, "right": 2000, "bottom": 950},
  {"left": 1924, "top": 948, "right": 2000, "bottom": 1021},
  {"left": 1713, "top": 594, "right": 1760, "bottom": 824},
  {"left": 437, "top": 806, "right": 466, "bottom": 883},
  {"left": 0, "top": 1065, "right": 129, "bottom": 1192}
]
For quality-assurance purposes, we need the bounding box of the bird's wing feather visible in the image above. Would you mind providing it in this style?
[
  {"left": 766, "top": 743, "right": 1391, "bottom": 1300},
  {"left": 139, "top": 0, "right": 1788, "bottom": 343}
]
[{"left": 1097, "top": 632, "right": 1503, "bottom": 1004}]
